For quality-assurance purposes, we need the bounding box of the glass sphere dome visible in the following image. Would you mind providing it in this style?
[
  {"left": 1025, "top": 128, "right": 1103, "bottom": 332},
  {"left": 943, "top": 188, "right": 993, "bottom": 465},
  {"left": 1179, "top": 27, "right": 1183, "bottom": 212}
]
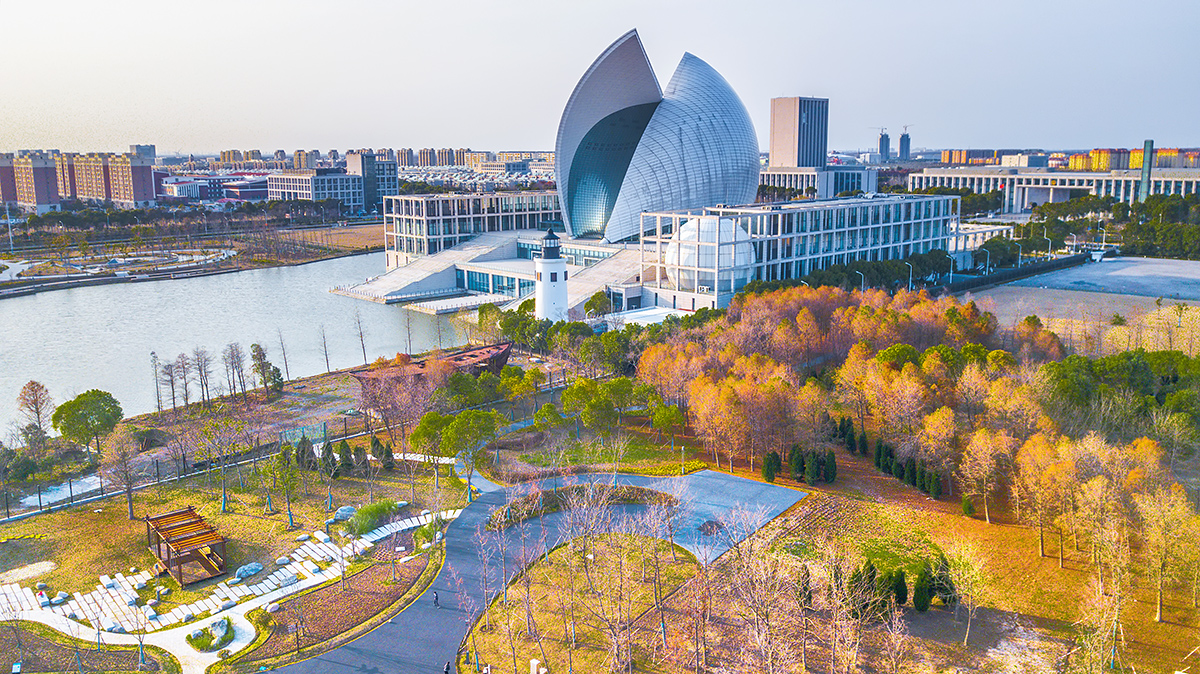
[{"left": 661, "top": 216, "right": 757, "bottom": 293}]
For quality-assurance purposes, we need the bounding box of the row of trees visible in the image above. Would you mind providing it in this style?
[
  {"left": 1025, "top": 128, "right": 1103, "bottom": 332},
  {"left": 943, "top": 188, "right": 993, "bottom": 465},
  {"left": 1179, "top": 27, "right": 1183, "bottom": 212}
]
[{"left": 741, "top": 248, "right": 958, "bottom": 296}]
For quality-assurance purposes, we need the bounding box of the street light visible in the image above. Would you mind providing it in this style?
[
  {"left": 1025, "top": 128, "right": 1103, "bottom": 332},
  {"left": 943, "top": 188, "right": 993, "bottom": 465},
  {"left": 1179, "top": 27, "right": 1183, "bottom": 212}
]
[
  {"left": 1043, "top": 226, "right": 1053, "bottom": 259},
  {"left": 855, "top": 270, "right": 865, "bottom": 293},
  {"left": 1069, "top": 233, "right": 1077, "bottom": 254},
  {"left": 1015, "top": 241, "right": 1023, "bottom": 268},
  {"left": 1098, "top": 227, "right": 1107, "bottom": 247},
  {"left": 904, "top": 261, "right": 913, "bottom": 291},
  {"left": 945, "top": 252, "right": 954, "bottom": 284},
  {"left": 983, "top": 248, "right": 991, "bottom": 275}
]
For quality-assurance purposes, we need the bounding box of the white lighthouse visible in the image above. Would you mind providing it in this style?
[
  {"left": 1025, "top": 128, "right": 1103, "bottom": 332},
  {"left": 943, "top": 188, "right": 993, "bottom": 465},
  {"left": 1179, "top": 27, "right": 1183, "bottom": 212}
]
[{"left": 534, "top": 228, "right": 568, "bottom": 322}]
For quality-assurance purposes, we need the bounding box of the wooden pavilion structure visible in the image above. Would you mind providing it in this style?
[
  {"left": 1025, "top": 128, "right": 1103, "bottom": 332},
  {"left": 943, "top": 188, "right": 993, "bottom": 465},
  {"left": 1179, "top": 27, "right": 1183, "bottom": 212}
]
[{"left": 145, "top": 507, "right": 227, "bottom": 585}]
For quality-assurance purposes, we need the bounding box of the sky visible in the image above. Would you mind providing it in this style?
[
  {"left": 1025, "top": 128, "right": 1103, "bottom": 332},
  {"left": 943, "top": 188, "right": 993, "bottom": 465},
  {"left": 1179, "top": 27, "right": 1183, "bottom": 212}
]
[{"left": 2, "top": 0, "right": 1197, "bottom": 156}]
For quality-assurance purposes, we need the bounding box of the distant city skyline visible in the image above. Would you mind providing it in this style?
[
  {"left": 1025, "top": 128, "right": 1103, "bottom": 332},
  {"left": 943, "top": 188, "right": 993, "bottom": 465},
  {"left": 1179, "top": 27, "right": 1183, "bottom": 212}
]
[{"left": 2, "top": 0, "right": 1197, "bottom": 155}]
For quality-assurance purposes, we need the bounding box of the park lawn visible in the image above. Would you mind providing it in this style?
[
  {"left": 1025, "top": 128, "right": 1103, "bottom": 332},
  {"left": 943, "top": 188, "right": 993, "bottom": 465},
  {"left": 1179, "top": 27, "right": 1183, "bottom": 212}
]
[
  {"left": 468, "top": 534, "right": 697, "bottom": 674},
  {"left": 0, "top": 463, "right": 465, "bottom": 599},
  {"left": 517, "top": 418, "right": 705, "bottom": 470}
]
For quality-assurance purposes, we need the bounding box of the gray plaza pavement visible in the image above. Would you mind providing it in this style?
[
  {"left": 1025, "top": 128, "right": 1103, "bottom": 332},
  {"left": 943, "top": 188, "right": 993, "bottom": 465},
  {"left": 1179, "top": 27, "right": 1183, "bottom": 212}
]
[
  {"left": 276, "top": 470, "right": 805, "bottom": 674},
  {"left": 1009, "top": 257, "right": 1200, "bottom": 301}
]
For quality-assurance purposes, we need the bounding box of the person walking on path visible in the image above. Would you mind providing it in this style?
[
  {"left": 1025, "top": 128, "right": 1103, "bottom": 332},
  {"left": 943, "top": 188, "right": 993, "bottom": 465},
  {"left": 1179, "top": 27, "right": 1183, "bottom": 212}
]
[
  {"left": 433, "top": 591, "right": 440, "bottom": 608},
  {"left": 444, "top": 662, "right": 450, "bottom": 674}
]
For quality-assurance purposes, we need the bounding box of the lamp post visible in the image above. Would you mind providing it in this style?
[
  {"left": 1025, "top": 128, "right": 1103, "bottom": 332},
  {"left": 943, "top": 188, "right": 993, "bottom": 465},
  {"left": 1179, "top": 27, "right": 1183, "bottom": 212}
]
[
  {"left": 983, "top": 248, "right": 991, "bottom": 275},
  {"left": 1098, "top": 227, "right": 1107, "bottom": 247},
  {"left": 1069, "top": 233, "right": 1077, "bottom": 254},
  {"left": 855, "top": 270, "right": 865, "bottom": 294},
  {"left": 945, "top": 252, "right": 954, "bottom": 284},
  {"left": 1043, "top": 227, "right": 1053, "bottom": 259},
  {"left": 904, "top": 261, "right": 913, "bottom": 292},
  {"left": 1015, "top": 241, "right": 1023, "bottom": 268}
]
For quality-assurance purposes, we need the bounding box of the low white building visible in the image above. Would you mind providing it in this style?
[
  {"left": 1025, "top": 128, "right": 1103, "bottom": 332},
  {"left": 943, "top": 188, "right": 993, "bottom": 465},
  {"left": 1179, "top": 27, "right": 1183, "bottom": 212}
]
[
  {"left": 639, "top": 193, "right": 962, "bottom": 310},
  {"left": 908, "top": 166, "right": 1200, "bottom": 213},
  {"left": 758, "top": 166, "right": 879, "bottom": 199}
]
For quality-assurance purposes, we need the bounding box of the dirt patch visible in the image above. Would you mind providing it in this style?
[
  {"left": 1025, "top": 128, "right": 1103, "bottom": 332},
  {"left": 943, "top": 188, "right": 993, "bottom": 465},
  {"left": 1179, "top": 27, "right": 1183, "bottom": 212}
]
[
  {"left": 0, "top": 560, "right": 57, "bottom": 583},
  {"left": 244, "top": 557, "right": 427, "bottom": 663}
]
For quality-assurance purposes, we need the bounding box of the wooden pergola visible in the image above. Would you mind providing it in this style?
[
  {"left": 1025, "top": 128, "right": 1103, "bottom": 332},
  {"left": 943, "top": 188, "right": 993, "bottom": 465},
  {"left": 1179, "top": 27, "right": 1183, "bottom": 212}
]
[{"left": 145, "top": 507, "right": 227, "bottom": 585}]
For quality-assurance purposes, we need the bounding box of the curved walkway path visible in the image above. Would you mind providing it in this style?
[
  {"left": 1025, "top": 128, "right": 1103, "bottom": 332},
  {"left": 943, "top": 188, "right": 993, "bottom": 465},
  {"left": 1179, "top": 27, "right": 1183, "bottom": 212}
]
[{"left": 277, "top": 470, "right": 805, "bottom": 674}]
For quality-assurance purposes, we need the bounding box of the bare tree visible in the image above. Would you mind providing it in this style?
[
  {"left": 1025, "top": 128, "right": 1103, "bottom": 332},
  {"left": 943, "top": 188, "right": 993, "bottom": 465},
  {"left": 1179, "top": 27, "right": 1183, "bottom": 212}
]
[
  {"left": 222, "top": 342, "right": 248, "bottom": 403},
  {"left": 1134, "top": 485, "right": 1194, "bottom": 622},
  {"left": 721, "top": 506, "right": 799, "bottom": 674},
  {"left": 946, "top": 542, "right": 988, "bottom": 646},
  {"left": 16, "top": 380, "right": 53, "bottom": 456},
  {"left": 319, "top": 324, "right": 331, "bottom": 372},
  {"left": 175, "top": 352, "right": 193, "bottom": 408},
  {"left": 277, "top": 328, "right": 291, "bottom": 381},
  {"left": 192, "top": 347, "right": 213, "bottom": 406},
  {"left": 879, "top": 601, "right": 910, "bottom": 674},
  {"left": 354, "top": 310, "right": 368, "bottom": 365},
  {"left": 104, "top": 425, "right": 142, "bottom": 519},
  {"left": 159, "top": 359, "right": 179, "bottom": 416}
]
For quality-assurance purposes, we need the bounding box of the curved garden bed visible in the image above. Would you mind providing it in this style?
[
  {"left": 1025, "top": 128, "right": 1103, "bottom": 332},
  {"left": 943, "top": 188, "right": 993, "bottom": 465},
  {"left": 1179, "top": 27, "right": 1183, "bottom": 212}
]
[{"left": 487, "top": 483, "right": 678, "bottom": 530}]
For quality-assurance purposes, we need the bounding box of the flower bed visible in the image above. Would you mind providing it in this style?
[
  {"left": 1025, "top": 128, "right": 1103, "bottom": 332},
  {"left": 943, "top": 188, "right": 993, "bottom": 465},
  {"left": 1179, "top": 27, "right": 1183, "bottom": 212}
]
[{"left": 237, "top": 557, "right": 428, "bottom": 665}]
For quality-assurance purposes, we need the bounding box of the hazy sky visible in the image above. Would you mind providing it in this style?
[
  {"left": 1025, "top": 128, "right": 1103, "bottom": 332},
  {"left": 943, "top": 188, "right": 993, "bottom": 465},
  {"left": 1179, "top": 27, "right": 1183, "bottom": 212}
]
[{"left": 2, "top": 0, "right": 1196, "bottom": 156}]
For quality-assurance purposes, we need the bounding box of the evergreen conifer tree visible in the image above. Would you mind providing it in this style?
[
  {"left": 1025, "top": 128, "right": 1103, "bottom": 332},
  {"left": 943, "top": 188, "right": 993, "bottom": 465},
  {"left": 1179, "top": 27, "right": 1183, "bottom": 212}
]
[
  {"left": 858, "top": 433, "right": 868, "bottom": 456},
  {"left": 337, "top": 440, "right": 354, "bottom": 473},
  {"left": 893, "top": 569, "right": 908, "bottom": 606},
  {"left": 913, "top": 565, "right": 933, "bottom": 612},
  {"left": 917, "top": 461, "right": 928, "bottom": 493},
  {"left": 789, "top": 444, "right": 804, "bottom": 481},
  {"left": 825, "top": 449, "right": 837, "bottom": 483},
  {"left": 904, "top": 458, "right": 917, "bottom": 486},
  {"left": 798, "top": 564, "right": 813, "bottom": 608},
  {"left": 805, "top": 451, "right": 820, "bottom": 484}
]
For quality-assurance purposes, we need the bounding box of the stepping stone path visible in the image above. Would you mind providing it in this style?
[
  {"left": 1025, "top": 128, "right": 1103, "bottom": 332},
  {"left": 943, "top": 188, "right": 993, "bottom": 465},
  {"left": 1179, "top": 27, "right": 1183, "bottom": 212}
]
[{"left": 0, "top": 508, "right": 462, "bottom": 635}]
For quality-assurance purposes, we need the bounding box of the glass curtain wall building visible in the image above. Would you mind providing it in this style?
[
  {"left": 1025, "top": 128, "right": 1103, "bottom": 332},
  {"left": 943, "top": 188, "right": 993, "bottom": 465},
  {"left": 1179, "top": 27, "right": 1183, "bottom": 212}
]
[
  {"left": 639, "top": 194, "right": 961, "bottom": 310},
  {"left": 555, "top": 29, "right": 759, "bottom": 242}
]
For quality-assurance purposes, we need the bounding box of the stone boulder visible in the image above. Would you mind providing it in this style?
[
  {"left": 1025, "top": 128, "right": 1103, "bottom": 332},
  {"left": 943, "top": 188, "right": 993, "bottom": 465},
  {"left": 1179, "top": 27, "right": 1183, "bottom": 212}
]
[
  {"left": 266, "top": 602, "right": 280, "bottom": 613},
  {"left": 295, "top": 533, "right": 310, "bottom": 542},
  {"left": 279, "top": 572, "right": 298, "bottom": 587},
  {"left": 210, "top": 618, "right": 228, "bottom": 641},
  {"left": 333, "top": 505, "right": 357, "bottom": 522},
  {"left": 190, "top": 628, "right": 205, "bottom": 640},
  {"left": 235, "top": 562, "right": 263, "bottom": 580},
  {"left": 275, "top": 557, "right": 290, "bottom": 566}
]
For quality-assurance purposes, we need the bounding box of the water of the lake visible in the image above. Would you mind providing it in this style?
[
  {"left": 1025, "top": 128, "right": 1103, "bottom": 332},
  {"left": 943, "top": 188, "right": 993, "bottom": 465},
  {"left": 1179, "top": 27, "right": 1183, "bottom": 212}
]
[{"left": 0, "top": 252, "right": 467, "bottom": 431}]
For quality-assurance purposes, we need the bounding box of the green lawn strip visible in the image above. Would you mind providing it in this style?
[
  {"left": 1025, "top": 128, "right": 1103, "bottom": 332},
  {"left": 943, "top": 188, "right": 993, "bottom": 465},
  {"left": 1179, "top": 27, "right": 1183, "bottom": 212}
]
[
  {"left": 217, "top": 546, "right": 444, "bottom": 673},
  {"left": 186, "top": 617, "right": 233, "bottom": 652},
  {"left": 14, "top": 619, "right": 182, "bottom": 674}
]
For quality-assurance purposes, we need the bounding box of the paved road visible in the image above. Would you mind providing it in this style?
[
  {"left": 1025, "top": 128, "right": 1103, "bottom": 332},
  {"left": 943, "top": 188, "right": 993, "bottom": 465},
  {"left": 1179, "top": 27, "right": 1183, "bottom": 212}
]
[{"left": 276, "top": 470, "right": 804, "bottom": 674}]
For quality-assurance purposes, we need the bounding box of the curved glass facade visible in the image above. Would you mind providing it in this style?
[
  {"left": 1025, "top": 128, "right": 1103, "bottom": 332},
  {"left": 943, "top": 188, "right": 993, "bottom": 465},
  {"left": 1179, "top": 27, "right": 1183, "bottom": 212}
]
[
  {"left": 565, "top": 102, "right": 659, "bottom": 237},
  {"left": 556, "top": 32, "right": 759, "bottom": 242}
]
